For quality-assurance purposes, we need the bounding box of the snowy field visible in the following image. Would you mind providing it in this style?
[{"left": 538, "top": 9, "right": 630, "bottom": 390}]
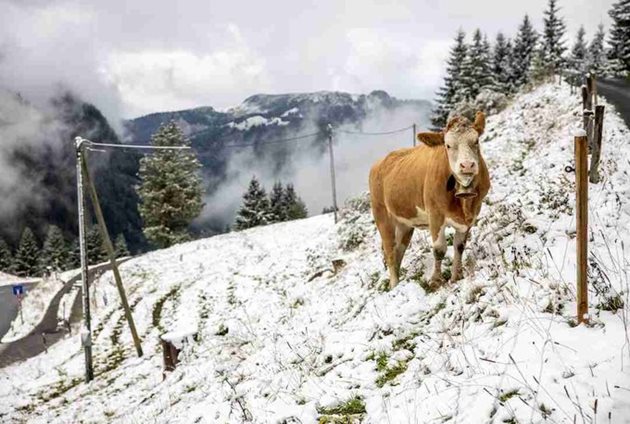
[{"left": 1, "top": 83, "right": 629, "bottom": 423}]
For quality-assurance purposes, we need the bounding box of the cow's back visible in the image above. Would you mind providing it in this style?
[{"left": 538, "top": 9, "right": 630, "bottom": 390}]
[{"left": 369, "top": 145, "right": 439, "bottom": 218}]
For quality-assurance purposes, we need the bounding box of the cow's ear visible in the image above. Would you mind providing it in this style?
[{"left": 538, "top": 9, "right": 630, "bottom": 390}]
[
  {"left": 473, "top": 111, "right": 486, "bottom": 135},
  {"left": 417, "top": 132, "right": 444, "bottom": 146}
]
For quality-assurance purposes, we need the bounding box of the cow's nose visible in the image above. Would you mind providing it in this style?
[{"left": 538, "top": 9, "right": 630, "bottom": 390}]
[{"left": 460, "top": 161, "right": 476, "bottom": 173}]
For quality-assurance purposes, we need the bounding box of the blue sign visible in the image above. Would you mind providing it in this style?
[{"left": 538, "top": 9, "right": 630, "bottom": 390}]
[{"left": 12, "top": 285, "right": 24, "bottom": 296}]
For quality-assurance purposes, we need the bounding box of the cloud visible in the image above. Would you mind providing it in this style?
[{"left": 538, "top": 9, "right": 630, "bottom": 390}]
[
  {"left": 329, "top": 29, "right": 450, "bottom": 100},
  {"left": 104, "top": 28, "right": 270, "bottom": 117}
]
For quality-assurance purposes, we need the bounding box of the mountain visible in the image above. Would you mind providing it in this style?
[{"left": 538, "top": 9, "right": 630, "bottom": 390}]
[
  {"left": 0, "top": 91, "right": 145, "bottom": 252},
  {"left": 0, "top": 89, "right": 430, "bottom": 256},
  {"left": 125, "top": 90, "right": 432, "bottom": 233}
]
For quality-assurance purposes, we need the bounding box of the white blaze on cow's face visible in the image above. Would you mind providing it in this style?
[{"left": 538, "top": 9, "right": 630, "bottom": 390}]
[{"left": 444, "top": 126, "right": 481, "bottom": 188}]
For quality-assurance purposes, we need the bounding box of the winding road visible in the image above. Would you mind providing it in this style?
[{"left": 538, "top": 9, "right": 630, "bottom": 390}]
[
  {"left": 598, "top": 78, "right": 630, "bottom": 127},
  {"left": 0, "top": 262, "right": 119, "bottom": 368}
]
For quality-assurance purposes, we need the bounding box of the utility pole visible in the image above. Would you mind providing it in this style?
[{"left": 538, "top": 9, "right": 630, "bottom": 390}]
[
  {"left": 412, "top": 123, "right": 417, "bottom": 147},
  {"left": 75, "top": 137, "right": 94, "bottom": 382},
  {"left": 327, "top": 124, "right": 338, "bottom": 223},
  {"left": 80, "top": 149, "right": 143, "bottom": 358}
]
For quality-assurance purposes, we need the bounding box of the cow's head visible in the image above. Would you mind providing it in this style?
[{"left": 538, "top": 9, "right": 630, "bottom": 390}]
[{"left": 417, "top": 111, "right": 485, "bottom": 190}]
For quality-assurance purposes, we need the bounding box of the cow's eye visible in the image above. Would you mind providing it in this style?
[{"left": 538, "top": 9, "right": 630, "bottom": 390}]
[{"left": 446, "top": 144, "right": 452, "bottom": 150}]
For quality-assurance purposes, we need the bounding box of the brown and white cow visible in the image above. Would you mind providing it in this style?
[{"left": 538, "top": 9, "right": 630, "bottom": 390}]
[{"left": 369, "top": 112, "right": 490, "bottom": 289}]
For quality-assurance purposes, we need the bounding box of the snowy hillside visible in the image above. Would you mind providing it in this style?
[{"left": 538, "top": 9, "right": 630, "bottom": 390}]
[{"left": 1, "top": 83, "right": 630, "bottom": 423}]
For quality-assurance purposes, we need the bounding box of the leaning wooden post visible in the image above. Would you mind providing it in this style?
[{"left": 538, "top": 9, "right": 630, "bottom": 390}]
[
  {"left": 80, "top": 148, "right": 143, "bottom": 357},
  {"left": 575, "top": 132, "right": 589, "bottom": 325},
  {"left": 589, "top": 105, "right": 605, "bottom": 184}
]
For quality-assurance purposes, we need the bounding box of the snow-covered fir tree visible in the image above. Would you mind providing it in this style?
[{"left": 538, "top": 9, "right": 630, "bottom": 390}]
[
  {"left": 233, "top": 176, "right": 273, "bottom": 230},
  {"left": 431, "top": 30, "right": 468, "bottom": 129},
  {"left": 0, "top": 238, "right": 12, "bottom": 272},
  {"left": 542, "top": 0, "right": 567, "bottom": 73},
  {"left": 588, "top": 24, "right": 608, "bottom": 75},
  {"left": 67, "top": 239, "right": 80, "bottom": 269},
  {"left": 492, "top": 32, "right": 514, "bottom": 93},
  {"left": 12, "top": 227, "right": 40, "bottom": 277},
  {"left": 608, "top": 0, "right": 630, "bottom": 75},
  {"left": 460, "top": 29, "right": 495, "bottom": 101},
  {"left": 87, "top": 226, "right": 107, "bottom": 265},
  {"left": 137, "top": 121, "right": 204, "bottom": 248},
  {"left": 569, "top": 26, "right": 588, "bottom": 75},
  {"left": 114, "top": 234, "right": 130, "bottom": 258},
  {"left": 512, "top": 14, "right": 538, "bottom": 87},
  {"left": 40, "top": 225, "right": 70, "bottom": 272},
  {"left": 283, "top": 184, "right": 307, "bottom": 220},
  {"left": 529, "top": 46, "right": 551, "bottom": 84},
  {"left": 269, "top": 182, "right": 287, "bottom": 223}
]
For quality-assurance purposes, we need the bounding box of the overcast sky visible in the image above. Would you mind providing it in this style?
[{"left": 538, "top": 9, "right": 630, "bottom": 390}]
[{"left": 0, "top": 0, "right": 614, "bottom": 121}]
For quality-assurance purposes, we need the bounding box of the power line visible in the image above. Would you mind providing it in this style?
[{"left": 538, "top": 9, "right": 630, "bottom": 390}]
[
  {"left": 336, "top": 125, "right": 414, "bottom": 136},
  {"left": 222, "top": 131, "right": 322, "bottom": 148}
]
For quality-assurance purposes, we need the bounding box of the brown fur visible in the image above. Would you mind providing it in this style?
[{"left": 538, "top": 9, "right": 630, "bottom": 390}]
[{"left": 369, "top": 112, "right": 490, "bottom": 289}]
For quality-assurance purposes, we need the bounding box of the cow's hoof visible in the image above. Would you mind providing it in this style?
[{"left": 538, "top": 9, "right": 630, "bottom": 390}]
[
  {"left": 450, "top": 271, "right": 464, "bottom": 283},
  {"left": 430, "top": 275, "right": 445, "bottom": 288}
]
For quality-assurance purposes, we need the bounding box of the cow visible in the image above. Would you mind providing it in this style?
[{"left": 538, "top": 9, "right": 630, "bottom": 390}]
[{"left": 369, "top": 112, "right": 490, "bottom": 289}]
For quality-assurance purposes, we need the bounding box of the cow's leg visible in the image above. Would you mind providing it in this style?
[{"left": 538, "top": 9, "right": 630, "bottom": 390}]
[
  {"left": 429, "top": 213, "right": 446, "bottom": 286},
  {"left": 393, "top": 223, "right": 414, "bottom": 286},
  {"left": 451, "top": 230, "right": 469, "bottom": 282},
  {"left": 375, "top": 217, "right": 398, "bottom": 288}
]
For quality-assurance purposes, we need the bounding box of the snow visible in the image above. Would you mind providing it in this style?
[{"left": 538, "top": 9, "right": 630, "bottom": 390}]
[
  {"left": 1, "top": 83, "right": 630, "bottom": 423},
  {"left": 0, "top": 277, "right": 63, "bottom": 342},
  {"left": 227, "top": 115, "right": 289, "bottom": 131},
  {"left": 0, "top": 272, "right": 38, "bottom": 288}
]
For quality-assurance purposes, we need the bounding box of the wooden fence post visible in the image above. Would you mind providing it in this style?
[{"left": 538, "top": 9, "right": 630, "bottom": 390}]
[
  {"left": 575, "top": 133, "right": 589, "bottom": 325},
  {"left": 412, "top": 123, "right": 417, "bottom": 147},
  {"left": 581, "top": 83, "right": 594, "bottom": 149},
  {"left": 589, "top": 105, "right": 605, "bottom": 184}
]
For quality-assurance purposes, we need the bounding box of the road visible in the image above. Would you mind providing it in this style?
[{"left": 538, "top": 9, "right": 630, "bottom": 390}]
[
  {"left": 598, "top": 78, "right": 630, "bottom": 128},
  {"left": 0, "top": 262, "right": 119, "bottom": 369},
  {"left": 0, "top": 283, "right": 36, "bottom": 340}
]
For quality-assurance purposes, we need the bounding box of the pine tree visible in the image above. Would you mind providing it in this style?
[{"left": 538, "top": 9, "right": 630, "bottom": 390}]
[
  {"left": 12, "top": 227, "right": 40, "bottom": 277},
  {"left": 460, "top": 29, "right": 495, "bottom": 101},
  {"left": 233, "top": 176, "right": 273, "bottom": 230},
  {"left": 512, "top": 14, "right": 538, "bottom": 87},
  {"left": 431, "top": 30, "right": 468, "bottom": 129},
  {"left": 529, "top": 46, "right": 551, "bottom": 84},
  {"left": 0, "top": 238, "right": 12, "bottom": 273},
  {"left": 87, "top": 226, "right": 107, "bottom": 265},
  {"left": 137, "top": 121, "right": 204, "bottom": 249},
  {"left": 114, "top": 234, "right": 130, "bottom": 258},
  {"left": 608, "top": 0, "right": 630, "bottom": 75},
  {"left": 588, "top": 24, "right": 608, "bottom": 75},
  {"left": 268, "top": 182, "right": 287, "bottom": 223},
  {"left": 570, "top": 26, "right": 588, "bottom": 74},
  {"left": 67, "top": 239, "right": 80, "bottom": 269},
  {"left": 542, "top": 0, "right": 567, "bottom": 73},
  {"left": 492, "top": 32, "right": 514, "bottom": 93},
  {"left": 283, "top": 184, "right": 308, "bottom": 220},
  {"left": 40, "top": 225, "right": 70, "bottom": 272}
]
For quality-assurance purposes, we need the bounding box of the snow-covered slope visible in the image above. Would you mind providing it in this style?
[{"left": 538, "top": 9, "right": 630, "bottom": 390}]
[{"left": 1, "top": 83, "right": 630, "bottom": 423}]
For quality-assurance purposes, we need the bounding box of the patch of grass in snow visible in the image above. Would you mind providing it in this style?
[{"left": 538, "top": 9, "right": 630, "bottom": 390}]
[
  {"left": 375, "top": 360, "right": 409, "bottom": 388},
  {"left": 538, "top": 403, "right": 553, "bottom": 419},
  {"left": 392, "top": 332, "right": 418, "bottom": 354},
  {"left": 317, "top": 395, "right": 366, "bottom": 423},
  {"left": 498, "top": 389, "right": 520, "bottom": 403},
  {"left": 152, "top": 286, "right": 180, "bottom": 333}
]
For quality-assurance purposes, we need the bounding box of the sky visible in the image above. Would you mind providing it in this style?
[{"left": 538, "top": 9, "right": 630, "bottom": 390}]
[{"left": 0, "top": 0, "right": 615, "bottom": 121}]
